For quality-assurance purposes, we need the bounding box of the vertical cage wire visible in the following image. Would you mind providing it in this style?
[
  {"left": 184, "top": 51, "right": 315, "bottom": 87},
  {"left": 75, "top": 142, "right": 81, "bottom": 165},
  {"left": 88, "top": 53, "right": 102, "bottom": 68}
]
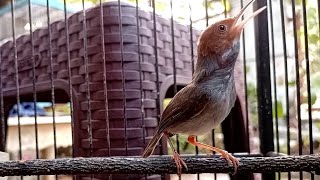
[
  {"left": 0, "top": 48, "right": 4, "bottom": 152},
  {"left": 46, "top": 0, "right": 58, "bottom": 162},
  {"left": 46, "top": 2, "right": 59, "bottom": 180},
  {"left": 99, "top": 0, "right": 111, "bottom": 157},
  {"left": 170, "top": 0, "right": 177, "bottom": 100},
  {"left": 223, "top": 0, "right": 227, "bottom": 17},
  {"left": 27, "top": 2, "right": 40, "bottom": 180},
  {"left": 169, "top": 0, "right": 181, "bottom": 157},
  {"left": 134, "top": 4, "right": 147, "bottom": 179},
  {"left": 117, "top": 0, "right": 128, "bottom": 156},
  {"left": 151, "top": 0, "right": 163, "bottom": 156},
  {"left": 291, "top": 0, "right": 301, "bottom": 180},
  {"left": 318, "top": 1, "right": 320, "bottom": 36},
  {"left": 202, "top": 4, "right": 217, "bottom": 179},
  {"left": 189, "top": 2, "right": 195, "bottom": 76},
  {"left": 301, "top": 0, "right": 313, "bottom": 156},
  {"left": 99, "top": 2, "right": 111, "bottom": 179},
  {"left": 279, "top": 3, "right": 291, "bottom": 180},
  {"left": 62, "top": 1, "right": 75, "bottom": 178},
  {"left": 204, "top": 0, "right": 216, "bottom": 155},
  {"left": 10, "top": 0, "right": 23, "bottom": 169},
  {"left": 204, "top": 1, "right": 216, "bottom": 179},
  {"left": 254, "top": 0, "right": 275, "bottom": 180},
  {"left": 204, "top": 0, "right": 209, "bottom": 27},
  {"left": 135, "top": 0, "right": 146, "bottom": 148},
  {"left": 240, "top": 0, "right": 250, "bottom": 154},
  {"left": 222, "top": 3, "right": 229, "bottom": 180},
  {"left": 301, "top": 1, "right": 313, "bottom": 179},
  {"left": 27, "top": 0, "right": 40, "bottom": 161},
  {"left": 81, "top": 0, "right": 93, "bottom": 156},
  {"left": 63, "top": 0, "right": 75, "bottom": 158},
  {"left": 188, "top": 2, "right": 200, "bottom": 180},
  {"left": 134, "top": 0, "right": 148, "bottom": 176},
  {"left": 150, "top": 2, "right": 166, "bottom": 179},
  {"left": 268, "top": 0, "right": 280, "bottom": 179},
  {"left": 289, "top": 0, "right": 303, "bottom": 180},
  {"left": 317, "top": 0, "right": 320, "bottom": 166}
]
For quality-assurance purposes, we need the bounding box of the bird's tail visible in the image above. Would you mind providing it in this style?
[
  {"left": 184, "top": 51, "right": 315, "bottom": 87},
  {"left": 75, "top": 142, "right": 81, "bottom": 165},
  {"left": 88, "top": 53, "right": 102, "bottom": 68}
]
[{"left": 142, "top": 132, "right": 163, "bottom": 158}]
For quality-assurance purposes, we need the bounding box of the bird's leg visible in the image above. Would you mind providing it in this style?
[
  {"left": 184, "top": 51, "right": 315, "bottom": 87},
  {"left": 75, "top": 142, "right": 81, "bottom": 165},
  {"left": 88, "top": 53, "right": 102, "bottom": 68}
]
[
  {"left": 188, "top": 135, "right": 239, "bottom": 174},
  {"left": 166, "top": 134, "right": 187, "bottom": 176}
]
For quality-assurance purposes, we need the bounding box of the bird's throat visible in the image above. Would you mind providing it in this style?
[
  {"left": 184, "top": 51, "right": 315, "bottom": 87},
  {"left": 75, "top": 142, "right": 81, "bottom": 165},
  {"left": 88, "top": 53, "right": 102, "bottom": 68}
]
[
  {"left": 193, "top": 39, "right": 240, "bottom": 83},
  {"left": 192, "top": 59, "right": 235, "bottom": 84}
]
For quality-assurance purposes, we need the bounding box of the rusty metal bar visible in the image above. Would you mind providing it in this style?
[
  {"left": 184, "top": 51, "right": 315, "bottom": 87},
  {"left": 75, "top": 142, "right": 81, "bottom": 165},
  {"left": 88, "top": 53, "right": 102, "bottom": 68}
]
[
  {"left": 151, "top": 0, "right": 163, "bottom": 155},
  {"left": 63, "top": 0, "right": 75, "bottom": 158},
  {"left": 46, "top": 0, "right": 58, "bottom": 162},
  {"left": 117, "top": 0, "right": 128, "bottom": 156},
  {"left": 10, "top": 0, "right": 22, "bottom": 164},
  {"left": 240, "top": 0, "right": 250, "bottom": 155},
  {"left": 268, "top": 0, "right": 280, "bottom": 179},
  {"left": 27, "top": 0, "right": 40, "bottom": 162},
  {"left": 0, "top": 47, "right": 4, "bottom": 152},
  {"left": 81, "top": 0, "right": 93, "bottom": 156}
]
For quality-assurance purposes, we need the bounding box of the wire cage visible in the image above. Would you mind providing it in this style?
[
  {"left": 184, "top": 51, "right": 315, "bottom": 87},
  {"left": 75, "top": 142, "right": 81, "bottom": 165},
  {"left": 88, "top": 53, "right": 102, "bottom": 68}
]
[{"left": 0, "top": 0, "right": 319, "bottom": 180}]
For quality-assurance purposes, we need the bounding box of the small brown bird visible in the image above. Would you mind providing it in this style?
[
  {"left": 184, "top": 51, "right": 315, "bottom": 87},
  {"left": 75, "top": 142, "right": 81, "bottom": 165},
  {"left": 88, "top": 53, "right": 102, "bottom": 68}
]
[{"left": 143, "top": 0, "right": 266, "bottom": 175}]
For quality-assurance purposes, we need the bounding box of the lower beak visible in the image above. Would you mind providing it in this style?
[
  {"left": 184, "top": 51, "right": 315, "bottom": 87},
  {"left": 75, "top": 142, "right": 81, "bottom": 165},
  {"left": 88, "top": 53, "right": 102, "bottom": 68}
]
[{"left": 233, "top": 0, "right": 266, "bottom": 32}]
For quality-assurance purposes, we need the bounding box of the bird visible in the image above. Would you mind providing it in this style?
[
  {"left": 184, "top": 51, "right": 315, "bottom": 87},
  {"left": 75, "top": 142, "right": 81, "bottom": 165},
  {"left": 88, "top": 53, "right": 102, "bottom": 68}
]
[{"left": 142, "top": 0, "right": 266, "bottom": 176}]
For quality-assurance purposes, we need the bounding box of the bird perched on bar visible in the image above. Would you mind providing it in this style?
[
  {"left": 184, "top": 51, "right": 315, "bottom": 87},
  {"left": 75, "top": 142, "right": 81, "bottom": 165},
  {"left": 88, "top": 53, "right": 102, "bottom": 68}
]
[{"left": 142, "top": 0, "right": 266, "bottom": 176}]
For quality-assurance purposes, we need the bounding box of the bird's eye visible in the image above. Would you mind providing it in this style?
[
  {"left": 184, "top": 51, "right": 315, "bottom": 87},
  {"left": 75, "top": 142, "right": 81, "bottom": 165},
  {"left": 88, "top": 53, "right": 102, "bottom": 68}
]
[{"left": 218, "top": 24, "right": 227, "bottom": 32}]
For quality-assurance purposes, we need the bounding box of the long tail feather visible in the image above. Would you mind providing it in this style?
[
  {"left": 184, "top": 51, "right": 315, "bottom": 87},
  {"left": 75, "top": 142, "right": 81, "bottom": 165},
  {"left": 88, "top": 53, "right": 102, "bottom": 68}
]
[{"left": 142, "top": 132, "right": 163, "bottom": 157}]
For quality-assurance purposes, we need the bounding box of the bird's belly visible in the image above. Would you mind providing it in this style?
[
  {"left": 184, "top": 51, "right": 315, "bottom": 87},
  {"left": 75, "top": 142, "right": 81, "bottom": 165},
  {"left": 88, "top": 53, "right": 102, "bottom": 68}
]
[{"left": 168, "top": 100, "right": 232, "bottom": 136}]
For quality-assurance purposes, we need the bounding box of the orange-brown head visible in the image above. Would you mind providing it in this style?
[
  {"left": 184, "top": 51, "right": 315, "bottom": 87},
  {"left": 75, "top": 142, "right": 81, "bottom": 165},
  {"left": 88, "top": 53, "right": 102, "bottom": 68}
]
[{"left": 197, "top": 0, "right": 266, "bottom": 60}]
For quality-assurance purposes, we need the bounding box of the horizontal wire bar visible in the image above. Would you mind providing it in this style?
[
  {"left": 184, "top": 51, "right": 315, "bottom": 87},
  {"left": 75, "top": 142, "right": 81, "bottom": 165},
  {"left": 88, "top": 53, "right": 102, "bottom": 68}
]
[{"left": 0, "top": 154, "right": 319, "bottom": 176}]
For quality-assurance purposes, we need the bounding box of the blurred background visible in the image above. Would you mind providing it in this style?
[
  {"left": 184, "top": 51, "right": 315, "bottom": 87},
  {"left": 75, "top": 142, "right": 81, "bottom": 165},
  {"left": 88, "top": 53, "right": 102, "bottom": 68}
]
[{"left": 0, "top": 0, "right": 319, "bottom": 179}]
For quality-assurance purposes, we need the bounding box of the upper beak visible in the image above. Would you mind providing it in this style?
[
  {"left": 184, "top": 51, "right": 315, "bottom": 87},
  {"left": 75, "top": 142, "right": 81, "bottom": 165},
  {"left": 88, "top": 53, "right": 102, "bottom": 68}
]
[{"left": 232, "top": 0, "right": 266, "bottom": 32}]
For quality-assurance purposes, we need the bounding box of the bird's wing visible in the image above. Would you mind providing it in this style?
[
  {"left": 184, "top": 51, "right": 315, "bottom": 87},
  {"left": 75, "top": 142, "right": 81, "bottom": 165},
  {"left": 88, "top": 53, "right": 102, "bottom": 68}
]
[{"left": 158, "top": 84, "right": 210, "bottom": 133}]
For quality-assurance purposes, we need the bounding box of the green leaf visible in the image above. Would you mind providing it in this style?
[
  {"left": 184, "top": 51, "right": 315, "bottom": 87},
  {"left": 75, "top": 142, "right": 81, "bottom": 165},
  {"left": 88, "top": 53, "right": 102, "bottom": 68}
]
[
  {"left": 273, "top": 101, "right": 284, "bottom": 119},
  {"left": 288, "top": 81, "right": 296, "bottom": 87},
  {"left": 311, "top": 93, "right": 317, "bottom": 105}
]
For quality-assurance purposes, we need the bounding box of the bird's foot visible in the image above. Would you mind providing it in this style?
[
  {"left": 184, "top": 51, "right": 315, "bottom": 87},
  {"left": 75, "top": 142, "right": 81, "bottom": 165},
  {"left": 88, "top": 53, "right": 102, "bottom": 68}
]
[
  {"left": 171, "top": 152, "right": 188, "bottom": 176},
  {"left": 187, "top": 135, "right": 239, "bottom": 175},
  {"left": 219, "top": 150, "right": 239, "bottom": 175}
]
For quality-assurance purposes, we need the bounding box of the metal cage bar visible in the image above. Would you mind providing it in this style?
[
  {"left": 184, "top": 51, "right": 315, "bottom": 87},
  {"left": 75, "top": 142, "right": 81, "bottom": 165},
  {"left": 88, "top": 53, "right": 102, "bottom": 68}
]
[
  {"left": 81, "top": 0, "right": 93, "bottom": 157},
  {"left": 254, "top": 0, "right": 275, "bottom": 179}
]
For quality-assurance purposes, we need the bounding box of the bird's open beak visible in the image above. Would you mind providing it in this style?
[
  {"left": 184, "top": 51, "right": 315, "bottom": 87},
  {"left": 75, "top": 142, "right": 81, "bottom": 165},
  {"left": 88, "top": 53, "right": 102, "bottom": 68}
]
[{"left": 232, "top": 0, "right": 266, "bottom": 33}]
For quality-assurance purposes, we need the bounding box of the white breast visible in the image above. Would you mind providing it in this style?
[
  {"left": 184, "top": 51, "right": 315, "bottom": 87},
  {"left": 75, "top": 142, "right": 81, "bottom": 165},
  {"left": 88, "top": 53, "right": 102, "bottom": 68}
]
[{"left": 168, "top": 91, "right": 234, "bottom": 136}]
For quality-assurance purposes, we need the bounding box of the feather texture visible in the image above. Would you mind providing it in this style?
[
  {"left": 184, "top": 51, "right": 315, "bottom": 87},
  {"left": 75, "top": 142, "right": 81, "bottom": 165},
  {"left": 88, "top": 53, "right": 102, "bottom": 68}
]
[{"left": 142, "top": 132, "right": 163, "bottom": 158}]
